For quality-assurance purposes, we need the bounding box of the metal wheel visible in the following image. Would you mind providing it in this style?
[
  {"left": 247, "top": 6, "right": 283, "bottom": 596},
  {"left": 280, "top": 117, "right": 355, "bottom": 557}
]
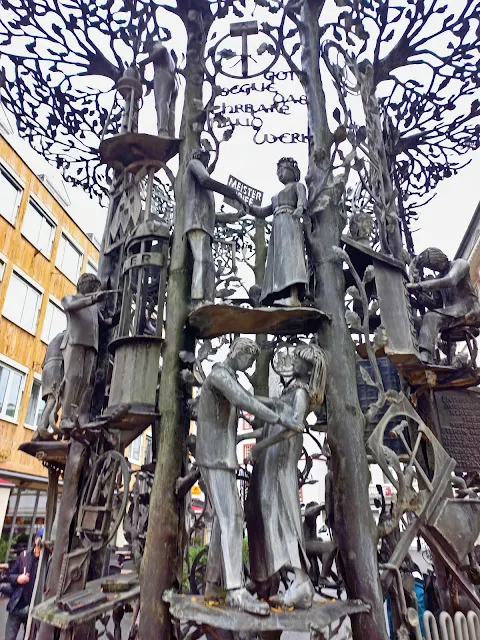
[
  {"left": 77, "top": 450, "right": 130, "bottom": 551},
  {"left": 189, "top": 547, "right": 209, "bottom": 595}
]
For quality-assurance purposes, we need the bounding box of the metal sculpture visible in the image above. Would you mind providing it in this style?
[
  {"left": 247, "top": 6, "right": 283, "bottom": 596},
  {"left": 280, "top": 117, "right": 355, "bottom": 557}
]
[{"left": 2, "top": 2, "right": 480, "bottom": 640}]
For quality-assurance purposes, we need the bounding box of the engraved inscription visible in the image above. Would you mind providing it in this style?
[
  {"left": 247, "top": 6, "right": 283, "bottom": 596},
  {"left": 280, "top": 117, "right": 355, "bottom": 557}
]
[{"left": 436, "top": 390, "right": 480, "bottom": 471}]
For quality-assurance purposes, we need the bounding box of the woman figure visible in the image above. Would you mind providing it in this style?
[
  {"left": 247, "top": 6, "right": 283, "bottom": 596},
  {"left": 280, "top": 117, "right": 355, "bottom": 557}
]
[
  {"left": 139, "top": 41, "right": 177, "bottom": 137},
  {"left": 250, "top": 157, "right": 308, "bottom": 307},
  {"left": 246, "top": 343, "right": 327, "bottom": 608}
]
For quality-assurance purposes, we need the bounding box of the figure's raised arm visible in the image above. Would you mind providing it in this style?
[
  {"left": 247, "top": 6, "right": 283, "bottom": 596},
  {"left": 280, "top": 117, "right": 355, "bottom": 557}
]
[{"left": 189, "top": 159, "right": 241, "bottom": 202}]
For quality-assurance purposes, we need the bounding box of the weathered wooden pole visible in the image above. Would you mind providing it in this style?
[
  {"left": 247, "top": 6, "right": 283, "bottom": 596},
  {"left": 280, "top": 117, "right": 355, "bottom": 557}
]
[
  {"left": 295, "top": 1, "right": 388, "bottom": 638},
  {"left": 139, "top": 4, "right": 214, "bottom": 639}
]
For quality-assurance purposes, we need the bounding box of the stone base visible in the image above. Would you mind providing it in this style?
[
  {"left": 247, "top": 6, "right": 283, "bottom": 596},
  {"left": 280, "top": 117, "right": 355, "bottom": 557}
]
[
  {"left": 163, "top": 590, "right": 369, "bottom": 634},
  {"left": 187, "top": 304, "right": 330, "bottom": 339}
]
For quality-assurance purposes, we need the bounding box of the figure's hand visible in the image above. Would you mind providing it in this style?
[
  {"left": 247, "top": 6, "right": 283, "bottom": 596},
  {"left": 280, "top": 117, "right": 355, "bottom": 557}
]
[
  {"left": 93, "top": 290, "right": 108, "bottom": 303},
  {"left": 17, "top": 573, "right": 30, "bottom": 585},
  {"left": 407, "top": 282, "right": 421, "bottom": 293},
  {"left": 236, "top": 196, "right": 250, "bottom": 216},
  {"left": 280, "top": 415, "right": 304, "bottom": 433},
  {"left": 292, "top": 206, "right": 304, "bottom": 221}
]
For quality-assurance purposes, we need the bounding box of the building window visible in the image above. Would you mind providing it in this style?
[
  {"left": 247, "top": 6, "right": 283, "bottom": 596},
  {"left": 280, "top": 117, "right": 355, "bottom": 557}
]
[
  {"left": 41, "top": 300, "right": 66, "bottom": 344},
  {"left": 85, "top": 260, "right": 98, "bottom": 275},
  {"left": 3, "top": 271, "right": 42, "bottom": 334},
  {"left": 25, "top": 379, "right": 45, "bottom": 429},
  {"left": 0, "top": 167, "right": 22, "bottom": 225},
  {"left": 22, "top": 200, "right": 56, "bottom": 258},
  {"left": 242, "top": 443, "right": 253, "bottom": 462},
  {"left": 0, "top": 361, "right": 25, "bottom": 421},
  {"left": 56, "top": 233, "right": 83, "bottom": 283},
  {"left": 128, "top": 436, "right": 142, "bottom": 464},
  {"left": 145, "top": 434, "right": 153, "bottom": 465}
]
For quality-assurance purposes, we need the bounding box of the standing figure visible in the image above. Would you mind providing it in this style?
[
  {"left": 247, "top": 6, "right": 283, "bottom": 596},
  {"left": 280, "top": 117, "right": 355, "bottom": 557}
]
[
  {"left": 33, "top": 331, "right": 65, "bottom": 441},
  {"left": 60, "top": 274, "right": 107, "bottom": 428},
  {"left": 183, "top": 148, "right": 246, "bottom": 306},
  {"left": 246, "top": 343, "right": 327, "bottom": 608},
  {"left": 407, "top": 248, "right": 480, "bottom": 364},
  {"left": 138, "top": 41, "right": 177, "bottom": 137},
  {"left": 250, "top": 158, "right": 308, "bottom": 307},
  {"left": 196, "top": 338, "right": 301, "bottom": 615}
]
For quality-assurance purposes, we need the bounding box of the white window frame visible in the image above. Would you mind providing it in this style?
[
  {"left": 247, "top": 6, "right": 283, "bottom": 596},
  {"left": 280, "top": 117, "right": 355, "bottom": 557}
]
[
  {"left": 21, "top": 196, "right": 57, "bottom": 259},
  {"left": 0, "top": 355, "right": 28, "bottom": 424},
  {"left": 41, "top": 296, "right": 66, "bottom": 344},
  {"left": 128, "top": 435, "right": 143, "bottom": 464},
  {"left": 24, "top": 373, "right": 44, "bottom": 430},
  {"left": 55, "top": 229, "right": 84, "bottom": 284},
  {"left": 2, "top": 267, "right": 44, "bottom": 336},
  {"left": 0, "top": 160, "right": 24, "bottom": 226},
  {"left": 85, "top": 259, "right": 98, "bottom": 275}
]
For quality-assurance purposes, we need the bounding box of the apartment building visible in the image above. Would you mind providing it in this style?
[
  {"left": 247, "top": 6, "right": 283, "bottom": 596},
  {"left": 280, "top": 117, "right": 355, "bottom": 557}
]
[{"left": 0, "top": 131, "right": 101, "bottom": 549}]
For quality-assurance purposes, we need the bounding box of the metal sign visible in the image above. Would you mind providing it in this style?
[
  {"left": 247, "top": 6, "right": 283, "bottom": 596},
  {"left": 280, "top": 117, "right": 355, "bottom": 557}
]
[
  {"left": 435, "top": 389, "right": 480, "bottom": 471},
  {"left": 224, "top": 175, "right": 263, "bottom": 208}
]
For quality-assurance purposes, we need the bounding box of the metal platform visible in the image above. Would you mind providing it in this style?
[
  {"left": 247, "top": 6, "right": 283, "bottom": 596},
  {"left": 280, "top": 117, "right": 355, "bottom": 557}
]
[
  {"left": 19, "top": 440, "right": 69, "bottom": 465},
  {"left": 31, "top": 573, "right": 139, "bottom": 630},
  {"left": 187, "top": 304, "right": 330, "bottom": 339},
  {"left": 388, "top": 352, "right": 480, "bottom": 390},
  {"left": 99, "top": 132, "right": 180, "bottom": 168},
  {"left": 164, "top": 591, "right": 369, "bottom": 634}
]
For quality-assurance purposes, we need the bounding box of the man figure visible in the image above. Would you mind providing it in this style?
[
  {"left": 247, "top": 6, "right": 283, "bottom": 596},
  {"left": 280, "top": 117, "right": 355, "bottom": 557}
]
[
  {"left": 60, "top": 273, "right": 107, "bottom": 427},
  {"left": 33, "top": 330, "right": 65, "bottom": 441},
  {"left": 183, "top": 148, "right": 246, "bottom": 306},
  {"left": 196, "top": 337, "right": 302, "bottom": 615},
  {"left": 5, "top": 534, "right": 41, "bottom": 640},
  {"left": 407, "top": 247, "right": 480, "bottom": 364}
]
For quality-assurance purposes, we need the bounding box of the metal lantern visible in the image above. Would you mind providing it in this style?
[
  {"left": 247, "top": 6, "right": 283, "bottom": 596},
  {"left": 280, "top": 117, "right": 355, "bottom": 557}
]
[{"left": 107, "top": 218, "right": 169, "bottom": 425}]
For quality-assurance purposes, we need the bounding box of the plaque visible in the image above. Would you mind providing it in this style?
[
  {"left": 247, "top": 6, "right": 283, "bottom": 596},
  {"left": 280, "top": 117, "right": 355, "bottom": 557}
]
[{"left": 435, "top": 389, "right": 480, "bottom": 472}]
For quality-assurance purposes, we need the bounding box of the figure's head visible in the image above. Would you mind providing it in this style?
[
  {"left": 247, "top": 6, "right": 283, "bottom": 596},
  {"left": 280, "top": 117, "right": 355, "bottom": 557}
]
[
  {"left": 277, "top": 157, "right": 300, "bottom": 184},
  {"left": 417, "top": 247, "right": 449, "bottom": 272},
  {"left": 293, "top": 343, "right": 328, "bottom": 405},
  {"left": 227, "top": 337, "right": 260, "bottom": 372},
  {"left": 77, "top": 273, "right": 101, "bottom": 295},
  {"left": 349, "top": 212, "right": 374, "bottom": 243},
  {"left": 191, "top": 147, "right": 210, "bottom": 168}
]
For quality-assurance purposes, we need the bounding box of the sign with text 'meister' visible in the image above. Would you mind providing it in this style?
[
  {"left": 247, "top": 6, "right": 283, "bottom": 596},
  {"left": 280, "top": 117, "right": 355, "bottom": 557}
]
[{"left": 224, "top": 175, "right": 263, "bottom": 209}]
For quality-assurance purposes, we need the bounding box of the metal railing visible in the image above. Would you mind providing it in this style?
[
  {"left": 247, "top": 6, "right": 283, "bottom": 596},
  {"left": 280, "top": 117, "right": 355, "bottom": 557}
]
[{"left": 424, "top": 611, "right": 480, "bottom": 640}]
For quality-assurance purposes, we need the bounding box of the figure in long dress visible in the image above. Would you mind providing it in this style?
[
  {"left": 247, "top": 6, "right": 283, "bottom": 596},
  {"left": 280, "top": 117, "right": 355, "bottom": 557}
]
[
  {"left": 138, "top": 41, "right": 177, "bottom": 137},
  {"left": 250, "top": 157, "right": 308, "bottom": 307},
  {"left": 246, "top": 343, "right": 327, "bottom": 609}
]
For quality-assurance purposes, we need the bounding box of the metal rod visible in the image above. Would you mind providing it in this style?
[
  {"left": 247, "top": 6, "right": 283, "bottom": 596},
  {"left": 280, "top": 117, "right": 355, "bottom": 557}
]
[
  {"left": 27, "top": 490, "right": 41, "bottom": 548},
  {"left": 5, "top": 489, "right": 21, "bottom": 562}
]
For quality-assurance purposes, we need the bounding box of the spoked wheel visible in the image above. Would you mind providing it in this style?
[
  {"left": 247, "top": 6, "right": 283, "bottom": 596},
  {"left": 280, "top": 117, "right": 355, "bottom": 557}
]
[
  {"left": 77, "top": 451, "right": 130, "bottom": 551},
  {"left": 189, "top": 547, "right": 209, "bottom": 595}
]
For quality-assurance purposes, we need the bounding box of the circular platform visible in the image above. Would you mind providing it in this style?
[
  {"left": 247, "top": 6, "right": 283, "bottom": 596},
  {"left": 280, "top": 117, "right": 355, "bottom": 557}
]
[
  {"left": 187, "top": 304, "right": 330, "bottom": 339},
  {"left": 99, "top": 132, "right": 181, "bottom": 168}
]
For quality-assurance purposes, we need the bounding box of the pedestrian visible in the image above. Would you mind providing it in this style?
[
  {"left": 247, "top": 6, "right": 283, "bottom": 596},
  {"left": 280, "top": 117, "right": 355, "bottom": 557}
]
[{"left": 5, "top": 533, "right": 41, "bottom": 640}]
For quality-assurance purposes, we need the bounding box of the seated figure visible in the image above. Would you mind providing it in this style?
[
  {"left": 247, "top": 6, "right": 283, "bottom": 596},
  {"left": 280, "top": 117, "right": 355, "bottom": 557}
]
[{"left": 407, "top": 247, "right": 480, "bottom": 365}]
